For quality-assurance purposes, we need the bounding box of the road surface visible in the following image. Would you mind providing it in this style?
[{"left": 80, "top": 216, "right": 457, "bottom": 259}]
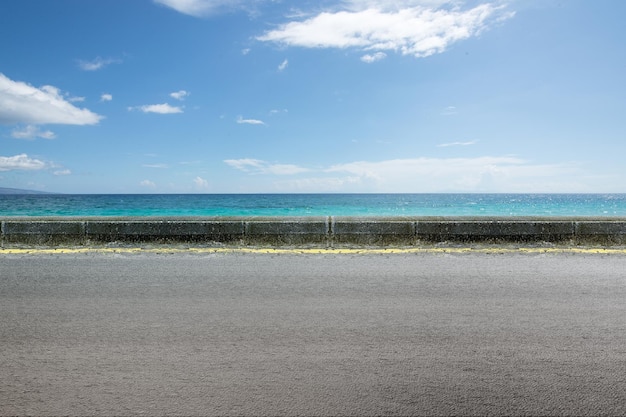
[{"left": 2, "top": 248, "right": 626, "bottom": 415}]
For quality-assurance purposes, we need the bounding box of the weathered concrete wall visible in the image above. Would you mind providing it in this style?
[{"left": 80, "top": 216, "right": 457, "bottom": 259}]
[
  {"left": 85, "top": 220, "right": 245, "bottom": 244},
  {"left": 332, "top": 217, "right": 417, "bottom": 246},
  {"left": 2, "top": 217, "right": 626, "bottom": 247},
  {"left": 416, "top": 219, "right": 577, "bottom": 243}
]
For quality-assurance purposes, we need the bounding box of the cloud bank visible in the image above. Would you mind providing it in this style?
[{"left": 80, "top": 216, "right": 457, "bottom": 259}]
[
  {"left": 224, "top": 156, "right": 587, "bottom": 193},
  {"left": 0, "top": 73, "right": 102, "bottom": 125}
]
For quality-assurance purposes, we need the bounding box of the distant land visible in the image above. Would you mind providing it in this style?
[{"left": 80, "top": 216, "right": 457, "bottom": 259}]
[{"left": 0, "top": 187, "right": 56, "bottom": 195}]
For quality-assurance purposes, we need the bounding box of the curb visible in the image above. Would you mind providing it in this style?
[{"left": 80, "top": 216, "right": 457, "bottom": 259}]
[{"left": 2, "top": 216, "right": 626, "bottom": 246}]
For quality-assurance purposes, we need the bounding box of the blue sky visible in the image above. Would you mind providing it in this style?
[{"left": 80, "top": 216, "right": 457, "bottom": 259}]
[{"left": 1, "top": 0, "right": 625, "bottom": 193}]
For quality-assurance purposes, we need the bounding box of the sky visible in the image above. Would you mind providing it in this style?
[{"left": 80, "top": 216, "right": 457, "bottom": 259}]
[{"left": 1, "top": 0, "right": 625, "bottom": 194}]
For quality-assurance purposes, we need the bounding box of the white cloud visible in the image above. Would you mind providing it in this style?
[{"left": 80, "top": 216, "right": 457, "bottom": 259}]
[
  {"left": 224, "top": 159, "right": 310, "bottom": 175},
  {"left": 278, "top": 59, "right": 289, "bottom": 71},
  {"left": 77, "top": 57, "right": 120, "bottom": 71},
  {"left": 154, "top": 0, "right": 249, "bottom": 17},
  {"left": 258, "top": 2, "right": 514, "bottom": 59},
  {"left": 140, "top": 179, "right": 157, "bottom": 188},
  {"left": 170, "top": 90, "right": 189, "bottom": 100},
  {"left": 142, "top": 163, "right": 169, "bottom": 169},
  {"left": 194, "top": 176, "right": 210, "bottom": 189},
  {"left": 441, "top": 105, "right": 458, "bottom": 115},
  {"left": 100, "top": 93, "right": 113, "bottom": 102},
  {"left": 11, "top": 125, "right": 56, "bottom": 140},
  {"left": 361, "top": 51, "right": 387, "bottom": 63},
  {"left": 129, "top": 103, "right": 184, "bottom": 114},
  {"left": 54, "top": 169, "right": 72, "bottom": 176},
  {"left": 242, "top": 48, "right": 251, "bottom": 55},
  {"left": 224, "top": 158, "right": 265, "bottom": 172},
  {"left": 437, "top": 140, "right": 477, "bottom": 147},
  {"left": 0, "top": 73, "right": 103, "bottom": 125},
  {"left": 236, "top": 116, "right": 265, "bottom": 125},
  {"left": 0, "top": 154, "right": 48, "bottom": 172}
]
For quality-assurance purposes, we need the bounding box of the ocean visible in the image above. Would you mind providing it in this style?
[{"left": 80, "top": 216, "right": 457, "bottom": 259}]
[{"left": 1, "top": 194, "right": 626, "bottom": 217}]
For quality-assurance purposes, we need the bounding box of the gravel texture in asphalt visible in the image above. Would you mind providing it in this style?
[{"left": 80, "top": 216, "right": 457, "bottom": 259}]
[{"left": 1, "top": 250, "right": 626, "bottom": 415}]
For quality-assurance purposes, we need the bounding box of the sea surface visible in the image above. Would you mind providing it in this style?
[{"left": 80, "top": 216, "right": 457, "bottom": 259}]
[{"left": 2, "top": 194, "right": 626, "bottom": 217}]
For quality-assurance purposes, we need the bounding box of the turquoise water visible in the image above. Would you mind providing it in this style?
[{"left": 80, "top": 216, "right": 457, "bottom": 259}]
[{"left": 1, "top": 194, "right": 626, "bottom": 217}]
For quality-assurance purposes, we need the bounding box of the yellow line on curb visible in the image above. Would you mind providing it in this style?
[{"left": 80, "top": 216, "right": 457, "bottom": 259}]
[{"left": 2, "top": 247, "right": 626, "bottom": 255}]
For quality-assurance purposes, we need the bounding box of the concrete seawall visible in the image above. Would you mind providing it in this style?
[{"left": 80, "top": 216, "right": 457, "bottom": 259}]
[{"left": 2, "top": 217, "right": 626, "bottom": 247}]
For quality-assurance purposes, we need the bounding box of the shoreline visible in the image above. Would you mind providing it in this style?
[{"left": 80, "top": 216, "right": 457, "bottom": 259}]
[{"left": 2, "top": 216, "right": 626, "bottom": 247}]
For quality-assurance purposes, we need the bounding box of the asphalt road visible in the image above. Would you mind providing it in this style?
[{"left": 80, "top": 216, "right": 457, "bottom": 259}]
[{"left": 1, "top": 249, "right": 626, "bottom": 416}]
